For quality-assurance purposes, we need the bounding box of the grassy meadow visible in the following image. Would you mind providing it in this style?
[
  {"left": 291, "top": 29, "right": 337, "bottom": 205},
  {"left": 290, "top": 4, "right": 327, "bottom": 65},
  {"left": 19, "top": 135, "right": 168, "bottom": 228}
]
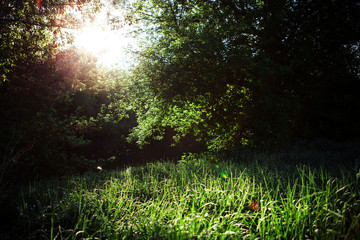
[{"left": 3, "top": 141, "right": 360, "bottom": 239}]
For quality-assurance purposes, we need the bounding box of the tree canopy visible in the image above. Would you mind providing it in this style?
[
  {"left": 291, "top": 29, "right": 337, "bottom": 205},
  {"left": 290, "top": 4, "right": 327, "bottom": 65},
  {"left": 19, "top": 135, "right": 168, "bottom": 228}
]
[
  {"left": 0, "top": 0, "right": 359, "bottom": 184},
  {"left": 0, "top": 0, "right": 116, "bottom": 181},
  {"left": 122, "top": 0, "right": 360, "bottom": 149}
]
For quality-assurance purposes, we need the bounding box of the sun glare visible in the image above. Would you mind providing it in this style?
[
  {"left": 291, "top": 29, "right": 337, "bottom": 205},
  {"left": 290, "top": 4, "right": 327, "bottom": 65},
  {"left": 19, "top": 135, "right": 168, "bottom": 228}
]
[
  {"left": 57, "top": 1, "right": 136, "bottom": 69},
  {"left": 75, "top": 24, "right": 134, "bottom": 68}
]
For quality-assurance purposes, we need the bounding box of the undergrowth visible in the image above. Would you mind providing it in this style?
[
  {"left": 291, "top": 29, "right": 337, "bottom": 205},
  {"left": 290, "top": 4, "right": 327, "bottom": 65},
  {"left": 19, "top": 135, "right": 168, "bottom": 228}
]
[{"left": 5, "top": 146, "right": 360, "bottom": 239}]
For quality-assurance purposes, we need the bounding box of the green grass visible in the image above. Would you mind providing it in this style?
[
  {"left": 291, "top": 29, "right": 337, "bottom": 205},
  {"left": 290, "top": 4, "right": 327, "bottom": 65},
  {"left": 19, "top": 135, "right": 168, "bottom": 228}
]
[{"left": 7, "top": 149, "right": 360, "bottom": 239}]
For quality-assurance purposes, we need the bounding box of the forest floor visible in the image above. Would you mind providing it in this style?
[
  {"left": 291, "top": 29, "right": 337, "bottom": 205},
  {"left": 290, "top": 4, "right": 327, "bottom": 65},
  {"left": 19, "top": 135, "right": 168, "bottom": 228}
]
[{"left": 1, "top": 140, "right": 360, "bottom": 239}]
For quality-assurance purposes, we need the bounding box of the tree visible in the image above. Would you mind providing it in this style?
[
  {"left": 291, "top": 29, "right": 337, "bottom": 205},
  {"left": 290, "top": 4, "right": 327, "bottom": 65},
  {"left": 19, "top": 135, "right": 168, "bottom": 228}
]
[
  {"left": 280, "top": 0, "right": 360, "bottom": 139},
  {"left": 120, "top": 0, "right": 360, "bottom": 150},
  {"left": 123, "top": 0, "right": 264, "bottom": 149},
  {"left": 0, "top": 0, "right": 114, "bottom": 181},
  {"left": 255, "top": 0, "right": 360, "bottom": 140}
]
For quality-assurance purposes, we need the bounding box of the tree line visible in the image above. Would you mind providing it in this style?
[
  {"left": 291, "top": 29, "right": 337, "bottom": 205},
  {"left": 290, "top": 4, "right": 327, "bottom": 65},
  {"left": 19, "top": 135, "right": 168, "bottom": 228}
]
[
  {"left": 1, "top": 0, "right": 359, "bottom": 184},
  {"left": 125, "top": 0, "right": 360, "bottom": 149}
]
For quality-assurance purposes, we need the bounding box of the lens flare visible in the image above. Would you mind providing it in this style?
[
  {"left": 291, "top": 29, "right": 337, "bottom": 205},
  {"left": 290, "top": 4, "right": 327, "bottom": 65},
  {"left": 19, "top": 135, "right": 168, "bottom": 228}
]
[{"left": 55, "top": 0, "right": 136, "bottom": 69}]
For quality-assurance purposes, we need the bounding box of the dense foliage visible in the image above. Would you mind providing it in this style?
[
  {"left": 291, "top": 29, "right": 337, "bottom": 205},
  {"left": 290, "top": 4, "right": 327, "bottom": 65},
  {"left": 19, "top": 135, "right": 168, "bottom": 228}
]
[
  {"left": 0, "top": 0, "right": 129, "bottom": 184},
  {"left": 123, "top": 0, "right": 360, "bottom": 149},
  {"left": 1, "top": 1, "right": 360, "bottom": 238},
  {"left": 1, "top": 0, "right": 360, "bottom": 184}
]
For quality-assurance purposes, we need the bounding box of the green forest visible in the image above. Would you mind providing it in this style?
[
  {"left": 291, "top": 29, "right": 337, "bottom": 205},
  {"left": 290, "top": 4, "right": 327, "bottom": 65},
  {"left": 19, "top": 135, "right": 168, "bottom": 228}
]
[{"left": 1, "top": 0, "right": 360, "bottom": 239}]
